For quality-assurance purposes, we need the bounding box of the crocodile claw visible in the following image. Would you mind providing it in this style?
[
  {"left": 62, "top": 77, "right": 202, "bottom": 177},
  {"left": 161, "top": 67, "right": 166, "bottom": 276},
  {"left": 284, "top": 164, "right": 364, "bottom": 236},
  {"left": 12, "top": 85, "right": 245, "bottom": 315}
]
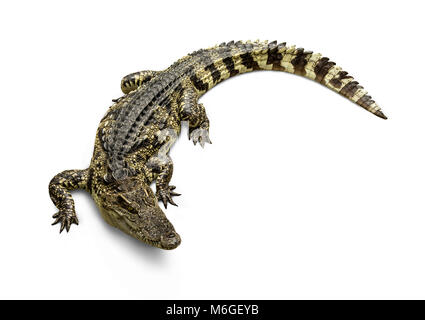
[
  {"left": 189, "top": 128, "right": 212, "bottom": 148},
  {"left": 52, "top": 210, "right": 79, "bottom": 233},
  {"left": 156, "top": 185, "right": 181, "bottom": 209}
]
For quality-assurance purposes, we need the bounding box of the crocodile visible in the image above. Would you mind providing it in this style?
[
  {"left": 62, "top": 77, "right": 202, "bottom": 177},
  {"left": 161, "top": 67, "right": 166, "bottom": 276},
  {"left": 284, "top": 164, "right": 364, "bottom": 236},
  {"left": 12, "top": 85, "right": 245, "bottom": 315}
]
[{"left": 49, "top": 40, "right": 386, "bottom": 250}]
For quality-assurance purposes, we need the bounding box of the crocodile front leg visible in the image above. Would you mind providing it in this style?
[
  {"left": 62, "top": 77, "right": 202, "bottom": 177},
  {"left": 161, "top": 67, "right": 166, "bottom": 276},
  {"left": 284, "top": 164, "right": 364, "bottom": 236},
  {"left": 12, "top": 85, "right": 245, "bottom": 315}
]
[
  {"left": 147, "top": 128, "right": 181, "bottom": 208},
  {"left": 179, "top": 86, "right": 212, "bottom": 147},
  {"left": 149, "top": 155, "right": 181, "bottom": 208},
  {"left": 49, "top": 169, "right": 89, "bottom": 232}
]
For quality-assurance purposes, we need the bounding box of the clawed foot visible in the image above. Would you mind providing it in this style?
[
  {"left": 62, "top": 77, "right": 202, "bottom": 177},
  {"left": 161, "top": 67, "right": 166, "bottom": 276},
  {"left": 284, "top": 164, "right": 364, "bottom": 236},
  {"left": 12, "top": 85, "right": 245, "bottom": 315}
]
[
  {"left": 156, "top": 185, "right": 181, "bottom": 209},
  {"left": 189, "top": 128, "right": 212, "bottom": 148},
  {"left": 52, "top": 210, "right": 79, "bottom": 233}
]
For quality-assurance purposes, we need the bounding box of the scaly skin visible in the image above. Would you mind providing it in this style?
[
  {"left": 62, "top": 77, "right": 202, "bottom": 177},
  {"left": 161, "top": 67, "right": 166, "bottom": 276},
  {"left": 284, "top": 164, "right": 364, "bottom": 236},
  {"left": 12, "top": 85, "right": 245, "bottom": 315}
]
[{"left": 49, "top": 40, "right": 386, "bottom": 249}]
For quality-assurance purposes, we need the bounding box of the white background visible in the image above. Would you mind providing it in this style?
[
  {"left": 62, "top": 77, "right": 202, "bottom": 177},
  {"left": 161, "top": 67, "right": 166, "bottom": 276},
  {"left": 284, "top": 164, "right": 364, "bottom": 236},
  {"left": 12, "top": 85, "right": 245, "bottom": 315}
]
[{"left": 1, "top": 0, "right": 424, "bottom": 299}]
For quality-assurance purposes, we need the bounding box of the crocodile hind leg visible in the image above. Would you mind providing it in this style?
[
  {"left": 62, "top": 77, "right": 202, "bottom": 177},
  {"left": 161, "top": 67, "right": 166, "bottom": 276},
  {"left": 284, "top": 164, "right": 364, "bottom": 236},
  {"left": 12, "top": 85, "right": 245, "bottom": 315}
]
[
  {"left": 112, "top": 70, "right": 160, "bottom": 103},
  {"left": 179, "top": 86, "right": 212, "bottom": 147},
  {"left": 147, "top": 129, "right": 181, "bottom": 208},
  {"left": 49, "top": 169, "right": 89, "bottom": 232},
  {"left": 120, "top": 70, "right": 159, "bottom": 94}
]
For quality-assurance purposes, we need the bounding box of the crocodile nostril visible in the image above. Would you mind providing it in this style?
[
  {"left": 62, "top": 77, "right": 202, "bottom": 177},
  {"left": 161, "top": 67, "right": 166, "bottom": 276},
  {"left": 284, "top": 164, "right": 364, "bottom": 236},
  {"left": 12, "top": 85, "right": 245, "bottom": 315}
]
[{"left": 160, "top": 232, "right": 181, "bottom": 249}]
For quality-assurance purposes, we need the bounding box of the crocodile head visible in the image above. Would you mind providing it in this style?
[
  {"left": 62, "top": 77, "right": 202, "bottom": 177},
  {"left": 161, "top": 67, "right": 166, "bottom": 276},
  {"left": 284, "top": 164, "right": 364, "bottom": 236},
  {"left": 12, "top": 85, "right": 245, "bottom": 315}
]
[{"left": 97, "top": 177, "right": 181, "bottom": 250}]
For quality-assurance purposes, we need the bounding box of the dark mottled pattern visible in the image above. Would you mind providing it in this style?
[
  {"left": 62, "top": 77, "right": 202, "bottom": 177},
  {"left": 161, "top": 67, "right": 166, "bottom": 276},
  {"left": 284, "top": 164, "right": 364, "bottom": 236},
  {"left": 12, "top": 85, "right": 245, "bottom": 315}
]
[
  {"left": 241, "top": 52, "right": 260, "bottom": 70},
  {"left": 222, "top": 56, "right": 239, "bottom": 77},
  {"left": 340, "top": 81, "right": 360, "bottom": 98},
  {"left": 314, "top": 57, "right": 336, "bottom": 83},
  {"left": 204, "top": 63, "right": 221, "bottom": 83},
  {"left": 267, "top": 41, "right": 283, "bottom": 69},
  {"left": 291, "top": 48, "right": 312, "bottom": 76},
  {"left": 329, "top": 71, "right": 352, "bottom": 88},
  {"left": 357, "top": 94, "right": 374, "bottom": 108},
  {"left": 190, "top": 74, "right": 209, "bottom": 91}
]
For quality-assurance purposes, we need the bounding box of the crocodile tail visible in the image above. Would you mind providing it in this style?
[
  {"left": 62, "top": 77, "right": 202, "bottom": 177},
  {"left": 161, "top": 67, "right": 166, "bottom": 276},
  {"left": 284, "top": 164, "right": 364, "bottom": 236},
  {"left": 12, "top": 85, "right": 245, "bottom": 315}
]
[{"left": 195, "top": 40, "right": 386, "bottom": 119}]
